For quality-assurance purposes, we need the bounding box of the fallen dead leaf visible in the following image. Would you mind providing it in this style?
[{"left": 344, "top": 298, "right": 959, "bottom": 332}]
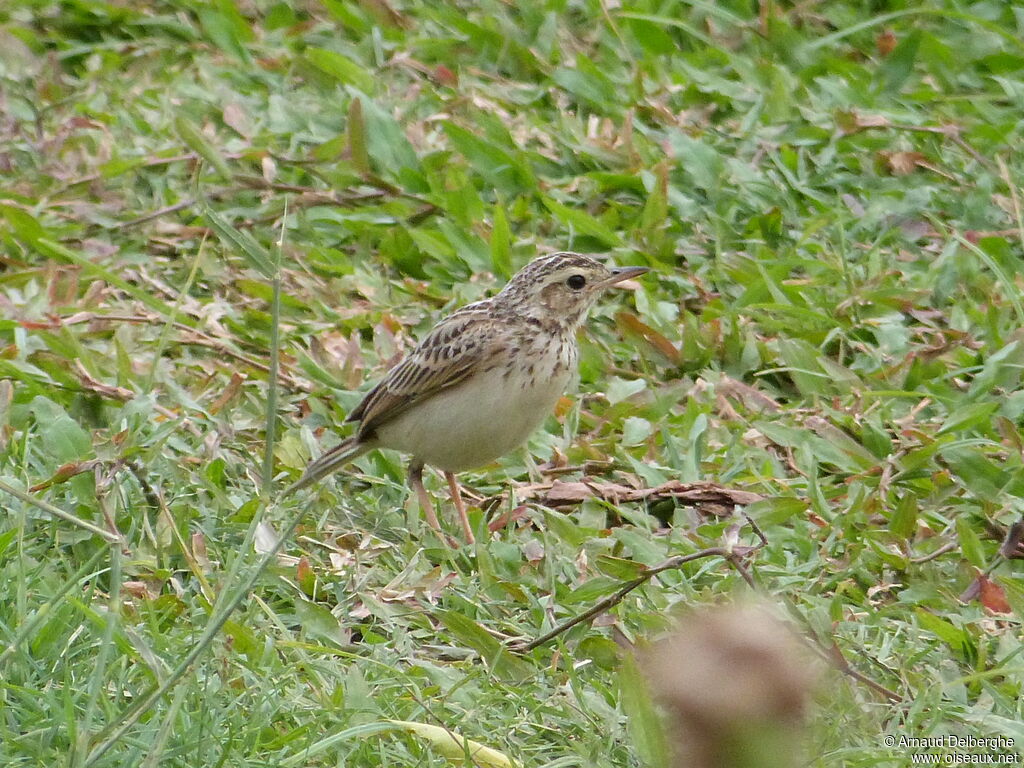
[
  {"left": 881, "top": 150, "right": 928, "bottom": 175},
  {"left": 512, "top": 479, "right": 763, "bottom": 515},
  {"left": 716, "top": 375, "right": 782, "bottom": 413},
  {"left": 75, "top": 361, "right": 134, "bottom": 401},
  {"left": 209, "top": 371, "right": 246, "bottom": 414},
  {"left": 616, "top": 311, "right": 680, "bottom": 363},
  {"left": 876, "top": 28, "right": 897, "bottom": 56},
  {"left": 960, "top": 570, "right": 1011, "bottom": 614},
  {"left": 487, "top": 504, "right": 530, "bottom": 533},
  {"left": 523, "top": 539, "right": 545, "bottom": 565},
  {"left": 979, "top": 577, "right": 1011, "bottom": 614},
  {"left": 30, "top": 459, "right": 102, "bottom": 491}
]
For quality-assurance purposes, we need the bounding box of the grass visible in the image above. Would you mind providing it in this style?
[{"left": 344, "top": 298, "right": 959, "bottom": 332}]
[{"left": 2, "top": 0, "right": 1024, "bottom": 765}]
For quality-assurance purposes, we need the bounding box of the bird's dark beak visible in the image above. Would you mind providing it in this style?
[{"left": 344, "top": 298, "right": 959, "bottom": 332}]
[{"left": 600, "top": 265, "right": 650, "bottom": 288}]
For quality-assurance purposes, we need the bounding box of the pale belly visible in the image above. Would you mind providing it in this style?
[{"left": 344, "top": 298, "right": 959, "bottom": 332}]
[{"left": 374, "top": 361, "right": 572, "bottom": 472}]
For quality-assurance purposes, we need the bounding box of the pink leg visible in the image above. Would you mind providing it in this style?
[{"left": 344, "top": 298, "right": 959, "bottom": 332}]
[
  {"left": 409, "top": 462, "right": 446, "bottom": 542},
  {"left": 446, "top": 471, "right": 475, "bottom": 544}
]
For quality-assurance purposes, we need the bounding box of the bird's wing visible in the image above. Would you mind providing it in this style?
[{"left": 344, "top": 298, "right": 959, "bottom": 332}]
[{"left": 347, "top": 301, "right": 508, "bottom": 437}]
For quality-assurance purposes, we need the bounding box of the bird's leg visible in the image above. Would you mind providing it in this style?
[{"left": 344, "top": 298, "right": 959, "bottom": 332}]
[
  {"left": 445, "top": 471, "right": 476, "bottom": 544},
  {"left": 408, "top": 461, "right": 445, "bottom": 540}
]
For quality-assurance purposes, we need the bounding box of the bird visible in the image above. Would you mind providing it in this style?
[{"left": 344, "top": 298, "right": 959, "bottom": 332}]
[{"left": 285, "top": 252, "right": 649, "bottom": 544}]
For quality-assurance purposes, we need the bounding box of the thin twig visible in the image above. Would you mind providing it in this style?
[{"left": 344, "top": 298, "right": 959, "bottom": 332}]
[
  {"left": 518, "top": 547, "right": 732, "bottom": 652},
  {"left": 111, "top": 195, "right": 216, "bottom": 230},
  {"left": 910, "top": 539, "right": 958, "bottom": 564},
  {"left": 850, "top": 119, "right": 991, "bottom": 169},
  {"left": 58, "top": 312, "right": 310, "bottom": 392},
  {"left": 125, "top": 461, "right": 215, "bottom": 604},
  {"left": 779, "top": 595, "right": 904, "bottom": 703},
  {"left": 824, "top": 640, "right": 902, "bottom": 703},
  {"left": 47, "top": 152, "right": 212, "bottom": 196},
  {"left": 519, "top": 512, "right": 774, "bottom": 652},
  {"left": 0, "top": 480, "right": 123, "bottom": 544},
  {"left": 262, "top": 197, "right": 285, "bottom": 495},
  {"left": 94, "top": 462, "right": 127, "bottom": 550},
  {"left": 84, "top": 501, "right": 310, "bottom": 765},
  {"left": 997, "top": 154, "right": 1024, "bottom": 252}
]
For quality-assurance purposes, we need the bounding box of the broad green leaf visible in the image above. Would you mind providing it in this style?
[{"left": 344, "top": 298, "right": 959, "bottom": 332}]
[
  {"left": 622, "top": 416, "right": 653, "bottom": 446},
  {"left": 30, "top": 396, "right": 91, "bottom": 463},
  {"left": 564, "top": 576, "right": 624, "bottom": 604},
  {"left": 443, "top": 122, "right": 521, "bottom": 192},
  {"left": 619, "top": 653, "right": 670, "bottom": 768},
  {"left": 356, "top": 91, "right": 419, "bottom": 175},
  {"left": 223, "top": 619, "right": 262, "bottom": 660},
  {"left": 639, "top": 163, "right": 669, "bottom": 236},
  {"left": 348, "top": 97, "right": 370, "bottom": 174},
  {"left": 746, "top": 497, "right": 806, "bottom": 527},
  {"left": 915, "top": 609, "right": 972, "bottom": 660},
  {"left": 666, "top": 131, "right": 724, "bottom": 191},
  {"left": 542, "top": 197, "right": 623, "bottom": 247},
  {"left": 939, "top": 446, "right": 1007, "bottom": 500},
  {"left": 578, "top": 635, "right": 622, "bottom": 670},
  {"left": 0, "top": 204, "right": 43, "bottom": 244},
  {"left": 174, "top": 115, "right": 231, "bottom": 179},
  {"left": 202, "top": 203, "right": 276, "bottom": 278},
  {"left": 306, "top": 48, "right": 375, "bottom": 93},
  {"left": 552, "top": 55, "right": 618, "bottom": 109},
  {"left": 606, "top": 376, "right": 647, "bottom": 405},
  {"left": 956, "top": 517, "right": 986, "bottom": 569},
  {"left": 777, "top": 338, "right": 830, "bottom": 397},
  {"left": 490, "top": 198, "right": 512, "bottom": 278},
  {"left": 196, "top": 3, "right": 253, "bottom": 62},
  {"left": 879, "top": 29, "right": 922, "bottom": 92},
  {"left": 889, "top": 493, "right": 918, "bottom": 539},
  {"left": 435, "top": 611, "right": 532, "bottom": 682},
  {"left": 294, "top": 599, "right": 348, "bottom": 647},
  {"left": 594, "top": 555, "right": 648, "bottom": 580}
]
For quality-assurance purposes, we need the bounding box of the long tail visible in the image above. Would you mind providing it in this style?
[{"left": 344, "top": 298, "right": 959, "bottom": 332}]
[{"left": 283, "top": 436, "right": 370, "bottom": 496}]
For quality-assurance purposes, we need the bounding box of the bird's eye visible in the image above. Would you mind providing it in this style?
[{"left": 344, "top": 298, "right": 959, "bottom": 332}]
[{"left": 566, "top": 274, "right": 586, "bottom": 290}]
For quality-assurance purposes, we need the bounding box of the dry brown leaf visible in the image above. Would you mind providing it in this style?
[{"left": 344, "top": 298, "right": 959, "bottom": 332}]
[
  {"left": 30, "top": 459, "right": 102, "bottom": 491},
  {"left": 876, "top": 28, "right": 897, "bottom": 56},
  {"left": 209, "top": 371, "right": 246, "bottom": 414},
  {"left": 358, "top": 0, "right": 410, "bottom": 27},
  {"left": 855, "top": 113, "right": 891, "bottom": 129},
  {"left": 523, "top": 539, "right": 545, "bottom": 565},
  {"left": 261, "top": 154, "right": 277, "bottom": 184},
  {"left": 881, "top": 150, "right": 928, "bottom": 176},
  {"left": 192, "top": 532, "right": 212, "bottom": 572},
  {"left": 487, "top": 504, "right": 530, "bottom": 533},
  {"left": 222, "top": 102, "right": 251, "bottom": 139},
  {"left": 615, "top": 311, "right": 680, "bottom": 363},
  {"left": 514, "top": 479, "right": 762, "bottom": 513},
  {"left": 960, "top": 571, "right": 1011, "bottom": 614},
  {"left": 979, "top": 576, "right": 1011, "bottom": 614},
  {"left": 837, "top": 111, "right": 890, "bottom": 134},
  {"left": 433, "top": 64, "right": 458, "bottom": 87},
  {"left": 422, "top": 571, "right": 457, "bottom": 603},
  {"left": 717, "top": 375, "right": 782, "bottom": 413},
  {"left": 123, "top": 581, "right": 157, "bottom": 600},
  {"left": 75, "top": 361, "right": 134, "bottom": 401}
]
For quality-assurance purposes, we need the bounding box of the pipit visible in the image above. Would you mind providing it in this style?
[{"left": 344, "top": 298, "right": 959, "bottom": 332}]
[{"left": 286, "top": 252, "right": 649, "bottom": 543}]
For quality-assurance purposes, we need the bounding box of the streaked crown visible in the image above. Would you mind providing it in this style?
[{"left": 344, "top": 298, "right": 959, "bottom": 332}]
[{"left": 494, "top": 252, "right": 647, "bottom": 329}]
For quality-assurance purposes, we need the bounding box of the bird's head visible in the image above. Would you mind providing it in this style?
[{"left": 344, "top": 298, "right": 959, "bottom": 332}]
[{"left": 497, "top": 252, "right": 649, "bottom": 329}]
